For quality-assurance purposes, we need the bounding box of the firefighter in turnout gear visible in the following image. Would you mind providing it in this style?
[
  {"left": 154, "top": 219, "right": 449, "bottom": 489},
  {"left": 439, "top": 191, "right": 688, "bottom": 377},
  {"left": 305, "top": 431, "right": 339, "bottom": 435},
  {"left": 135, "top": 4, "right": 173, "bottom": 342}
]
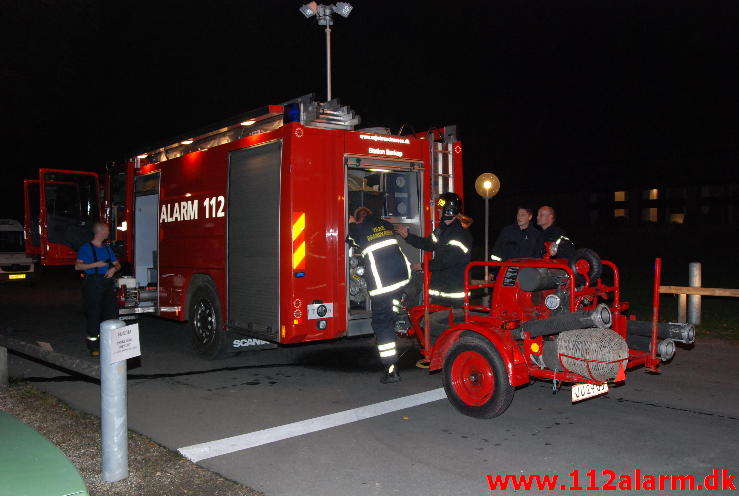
[
  {"left": 347, "top": 207, "right": 411, "bottom": 383},
  {"left": 395, "top": 192, "right": 473, "bottom": 308}
]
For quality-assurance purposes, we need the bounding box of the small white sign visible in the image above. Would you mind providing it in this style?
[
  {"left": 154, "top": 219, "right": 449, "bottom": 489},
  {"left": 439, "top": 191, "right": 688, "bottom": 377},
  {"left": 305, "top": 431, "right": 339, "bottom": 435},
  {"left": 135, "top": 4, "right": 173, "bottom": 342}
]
[{"left": 109, "top": 323, "right": 141, "bottom": 364}]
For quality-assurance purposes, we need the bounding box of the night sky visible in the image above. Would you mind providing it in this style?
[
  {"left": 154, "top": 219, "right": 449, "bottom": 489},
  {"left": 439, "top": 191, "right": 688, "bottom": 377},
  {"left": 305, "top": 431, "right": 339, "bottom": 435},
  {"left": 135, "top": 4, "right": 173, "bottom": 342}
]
[{"left": 3, "top": 1, "right": 738, "bottom": 224}]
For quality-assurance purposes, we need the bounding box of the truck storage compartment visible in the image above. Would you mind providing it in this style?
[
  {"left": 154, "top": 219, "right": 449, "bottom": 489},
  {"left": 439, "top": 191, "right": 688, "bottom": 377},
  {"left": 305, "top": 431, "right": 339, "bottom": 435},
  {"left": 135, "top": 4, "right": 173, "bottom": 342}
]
[{"left": 227, "top": 141, "right": 282, "bottom": 341}]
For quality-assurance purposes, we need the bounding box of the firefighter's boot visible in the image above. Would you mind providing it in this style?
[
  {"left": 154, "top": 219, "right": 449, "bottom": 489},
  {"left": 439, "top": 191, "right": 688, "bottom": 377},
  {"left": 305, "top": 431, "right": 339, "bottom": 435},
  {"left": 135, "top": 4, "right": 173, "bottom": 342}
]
[
  {"left": 377, "top": 340, "right": 401, "bottom": 383},
  {"left": 86, "top": 335, "right": 100, "bottom": 357},
  {"left": 380, "top": 363, "right": 401, "bottom": 384}
]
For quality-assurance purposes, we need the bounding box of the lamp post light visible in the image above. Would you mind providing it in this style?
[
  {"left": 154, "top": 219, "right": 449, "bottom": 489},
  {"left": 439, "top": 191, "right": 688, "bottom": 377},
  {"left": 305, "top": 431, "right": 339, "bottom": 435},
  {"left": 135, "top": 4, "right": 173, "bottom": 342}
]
[
  {"left": 299, "top": 2, "right": 353, "bottom": 102},
  {"left": 474, "top": 173, "right": 501, "bottom": 286}
]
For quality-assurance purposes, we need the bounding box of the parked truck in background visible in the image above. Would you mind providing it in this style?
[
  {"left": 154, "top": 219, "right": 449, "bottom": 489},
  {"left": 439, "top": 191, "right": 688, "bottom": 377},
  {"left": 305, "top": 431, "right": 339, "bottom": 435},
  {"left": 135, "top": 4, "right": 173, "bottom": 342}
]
[{"left": 0, "top": 219, "right": 38, "bottom": 284}]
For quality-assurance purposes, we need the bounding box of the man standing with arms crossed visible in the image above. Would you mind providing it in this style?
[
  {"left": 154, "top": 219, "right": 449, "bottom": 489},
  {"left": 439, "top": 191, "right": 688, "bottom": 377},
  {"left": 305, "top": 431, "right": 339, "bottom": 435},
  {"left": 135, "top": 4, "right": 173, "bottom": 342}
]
[
  {"left": 75, "top": 222, "right": 120, "bottom": 356},
  {"left": 491, "top": 206, "right": 541, "bottom": 261},
  {"left": 536, "top": 205, "right": 575, "bottom": 259}
]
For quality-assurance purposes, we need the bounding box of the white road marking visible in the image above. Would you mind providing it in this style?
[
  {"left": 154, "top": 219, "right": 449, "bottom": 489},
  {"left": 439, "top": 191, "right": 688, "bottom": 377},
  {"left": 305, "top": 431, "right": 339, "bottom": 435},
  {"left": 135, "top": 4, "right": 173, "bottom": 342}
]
[{"left": 178, "top": 388, "right": 447, "bottom": 462}]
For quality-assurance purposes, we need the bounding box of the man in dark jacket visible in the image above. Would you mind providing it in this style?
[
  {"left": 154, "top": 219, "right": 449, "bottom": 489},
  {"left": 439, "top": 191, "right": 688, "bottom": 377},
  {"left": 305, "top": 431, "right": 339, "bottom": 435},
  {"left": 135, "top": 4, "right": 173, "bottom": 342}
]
[
  {"left": 395, "top": 193, "right": 473, "bottom": 308},
  {"left": 347, "top": 207, "right": 411, "bottom": 383},
  {"left": 490, "top": 207, "right": 541, "bottom": 261},
  {"left": 536, "top": 205, "right": 575, "bottom": 259}
]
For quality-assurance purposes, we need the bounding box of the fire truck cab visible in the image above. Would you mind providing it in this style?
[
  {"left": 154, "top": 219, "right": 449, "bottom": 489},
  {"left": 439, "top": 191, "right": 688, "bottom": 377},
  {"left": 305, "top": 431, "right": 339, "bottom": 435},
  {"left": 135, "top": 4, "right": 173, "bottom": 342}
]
[{"left": 25, "top": 95, "right": 463, "bottom": 358}]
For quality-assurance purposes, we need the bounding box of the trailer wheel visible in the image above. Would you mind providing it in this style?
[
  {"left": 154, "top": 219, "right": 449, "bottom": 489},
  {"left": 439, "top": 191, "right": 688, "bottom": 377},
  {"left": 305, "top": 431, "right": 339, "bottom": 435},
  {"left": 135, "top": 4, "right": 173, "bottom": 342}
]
[
  {"left": 442, "top": 335, "right": 514, "bottom": 418},
  {"left": 190, "top": 285, "right": 226, "bottom": 359}
]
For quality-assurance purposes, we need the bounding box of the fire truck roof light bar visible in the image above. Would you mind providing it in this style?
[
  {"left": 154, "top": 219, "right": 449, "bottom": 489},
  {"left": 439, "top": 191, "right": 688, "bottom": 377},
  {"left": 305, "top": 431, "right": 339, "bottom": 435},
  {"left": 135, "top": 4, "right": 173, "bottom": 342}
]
[{"left": 128, "top": 103, "right": 286, "bottom": 163}]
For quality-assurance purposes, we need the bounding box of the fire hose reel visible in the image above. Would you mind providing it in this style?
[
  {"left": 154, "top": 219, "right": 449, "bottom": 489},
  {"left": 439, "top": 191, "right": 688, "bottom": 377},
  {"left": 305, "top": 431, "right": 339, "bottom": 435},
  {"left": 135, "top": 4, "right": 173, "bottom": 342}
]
[{"left": 542, "top": 328, "right": 628, "bottom": 382}]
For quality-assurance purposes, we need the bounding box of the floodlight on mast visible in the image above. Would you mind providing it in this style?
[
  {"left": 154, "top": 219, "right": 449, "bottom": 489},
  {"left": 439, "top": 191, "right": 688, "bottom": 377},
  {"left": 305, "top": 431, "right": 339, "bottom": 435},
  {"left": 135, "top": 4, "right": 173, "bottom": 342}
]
[{"left": 298, "top": 2, "right": 353, "bottom": 102}]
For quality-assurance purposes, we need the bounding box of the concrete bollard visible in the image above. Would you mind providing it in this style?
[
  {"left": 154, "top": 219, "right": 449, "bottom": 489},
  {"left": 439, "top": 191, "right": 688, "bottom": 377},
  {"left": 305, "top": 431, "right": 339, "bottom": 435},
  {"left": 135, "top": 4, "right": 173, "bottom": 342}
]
[
  {"left": 688, "top": 262, "right": 701, "bottom": 325},
  {"left": 100, "top": 319, "right": 128, "bottom": 483}
]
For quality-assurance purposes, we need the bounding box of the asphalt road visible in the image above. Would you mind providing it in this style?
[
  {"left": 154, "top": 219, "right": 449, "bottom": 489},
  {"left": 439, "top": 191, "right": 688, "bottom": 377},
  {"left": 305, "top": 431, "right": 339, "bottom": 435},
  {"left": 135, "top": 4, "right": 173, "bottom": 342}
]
[{"left": 3, "top": 268, "right": 738, "bottom": 495}]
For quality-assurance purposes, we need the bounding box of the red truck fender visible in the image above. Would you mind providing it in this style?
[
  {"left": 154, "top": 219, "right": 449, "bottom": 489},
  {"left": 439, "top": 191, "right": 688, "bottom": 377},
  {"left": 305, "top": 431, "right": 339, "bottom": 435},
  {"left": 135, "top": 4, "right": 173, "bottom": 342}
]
[{"left": 429, "top": 323, "right": 530, "bottom": 387}]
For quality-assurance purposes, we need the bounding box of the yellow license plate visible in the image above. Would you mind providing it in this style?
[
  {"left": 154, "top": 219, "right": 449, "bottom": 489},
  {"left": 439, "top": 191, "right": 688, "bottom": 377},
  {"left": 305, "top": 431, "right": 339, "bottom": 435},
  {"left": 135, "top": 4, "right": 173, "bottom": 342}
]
[
  {"left": 572, "top": 383, "right": 608, "bottom": 403},
  {"left": 8, "top": 274, "right": 26, "bottom": 280}
]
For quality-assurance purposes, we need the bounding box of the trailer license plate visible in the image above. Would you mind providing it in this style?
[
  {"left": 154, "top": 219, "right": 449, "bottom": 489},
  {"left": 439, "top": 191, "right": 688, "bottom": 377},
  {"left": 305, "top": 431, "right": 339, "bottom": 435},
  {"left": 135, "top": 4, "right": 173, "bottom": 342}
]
[
  {"left": 572, "top": 383, "right": 608, "bottom": 403},
  {"left": 9, "top": 274, "right": 26, "bottom": 280}
]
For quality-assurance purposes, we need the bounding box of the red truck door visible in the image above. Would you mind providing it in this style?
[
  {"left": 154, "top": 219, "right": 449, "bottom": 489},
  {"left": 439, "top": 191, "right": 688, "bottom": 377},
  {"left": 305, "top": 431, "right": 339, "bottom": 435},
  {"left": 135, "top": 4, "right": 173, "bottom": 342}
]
[
  {"left": 23, "top": 180, "right": 41, "bottom": 256},
  {"left": 36, "top": 169, "right": 101, "bottom": 265}
]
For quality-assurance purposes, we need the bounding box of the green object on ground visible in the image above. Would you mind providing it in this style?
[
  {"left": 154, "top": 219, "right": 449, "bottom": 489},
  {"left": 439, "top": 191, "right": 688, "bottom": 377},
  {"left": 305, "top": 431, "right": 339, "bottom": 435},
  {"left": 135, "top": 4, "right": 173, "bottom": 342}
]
[{"left": 0, "top": 410, "right": 89, "bottom": 496}]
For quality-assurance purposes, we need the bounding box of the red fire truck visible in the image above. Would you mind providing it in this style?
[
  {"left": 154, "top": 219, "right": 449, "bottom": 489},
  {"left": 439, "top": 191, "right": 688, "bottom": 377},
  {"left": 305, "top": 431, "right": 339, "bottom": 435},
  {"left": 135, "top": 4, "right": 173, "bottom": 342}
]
[{"left": 24, "top": 95, "right": 463, "bottom": 358}]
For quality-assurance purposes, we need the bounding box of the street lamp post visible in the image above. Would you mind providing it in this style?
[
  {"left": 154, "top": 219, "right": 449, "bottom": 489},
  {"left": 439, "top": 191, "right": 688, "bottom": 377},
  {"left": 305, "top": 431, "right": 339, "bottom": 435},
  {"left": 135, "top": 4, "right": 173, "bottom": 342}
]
[
  {"left": 299, "top": 2, "right": 353, "bottom": 102},
  {"left": 474, "top": 173, "right": 501, "bottom": 286}
]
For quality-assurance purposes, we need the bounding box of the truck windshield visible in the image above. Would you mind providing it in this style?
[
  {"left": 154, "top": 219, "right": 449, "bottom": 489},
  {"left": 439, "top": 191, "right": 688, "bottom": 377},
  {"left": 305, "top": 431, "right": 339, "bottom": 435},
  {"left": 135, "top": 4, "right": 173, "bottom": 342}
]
[
  {"left": 42, "top": 171, "right": 99, "bottom": 249},
  {"left": 45, "top": 180, "right": 97, "bottom": 222},
  {"left": 0, "top": 231, "right": 24, "bottom": 252}
]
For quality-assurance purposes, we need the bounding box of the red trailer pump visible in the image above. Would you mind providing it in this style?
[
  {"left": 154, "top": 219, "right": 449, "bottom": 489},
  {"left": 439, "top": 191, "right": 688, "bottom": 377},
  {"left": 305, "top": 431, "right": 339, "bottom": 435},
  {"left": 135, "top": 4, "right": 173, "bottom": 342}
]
[
  {"left": 406, "top": 247, "right": 695, "bottom": 418},
  {"left": 24, "top": 95, "right": 464, "bottom": 358}
]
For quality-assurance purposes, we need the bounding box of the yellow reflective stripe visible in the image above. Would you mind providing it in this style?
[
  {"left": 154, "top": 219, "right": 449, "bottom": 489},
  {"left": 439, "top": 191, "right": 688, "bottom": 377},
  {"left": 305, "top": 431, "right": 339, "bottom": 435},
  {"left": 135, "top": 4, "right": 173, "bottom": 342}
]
[
  {"left": 369, "top": 278, "right": 410, "bottom": 296},
  {"left": 292, "top": 212, "right": 306, "bottom": 270},
  {"left": 431, "top": 233, "right": 438, "bottom": 243},
  {"left": 292, "top": 213, "right": 305, "bottom": 241},
  {"left": 429, "top": 289, "right": 466, "bottom": 298},
  {"left": 362, "top": 238, "right": 410, "bottom": 296},
  {"left": 362, "top": 238, "right": 398, "bottom": 256},
  {"left": 366, "top": 251, "right": 383, "bottom": 290},
  {"left": 402, "top": 252, "right": 411, "bottom": 278},
  {"left": 378, "top": 342, "right": 396, "bottom": 351},
  {"left": 442, "top": 292, "right": 466, "bottom": 298},
  {"left": 490, "top": 254, "right": 502, "bottom": 261},
  {"left": 293, "top": 241, "right": 306, "bottom": 269},
  {"left": 448, "top": 240, "right": 469, "bottom": 253},
  {"left": 379, "top": 349, "right": 397, "bottom": 358}
]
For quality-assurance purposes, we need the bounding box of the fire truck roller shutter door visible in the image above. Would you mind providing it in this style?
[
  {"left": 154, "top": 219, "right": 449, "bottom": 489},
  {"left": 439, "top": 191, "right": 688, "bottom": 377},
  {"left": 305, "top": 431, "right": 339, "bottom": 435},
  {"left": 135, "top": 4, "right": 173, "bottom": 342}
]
[
  {"left": 227, "top": 141, "right": 282, "bottom": 342},
  {"left": 189, "top": 281, "right": 227, "bottom": 359}
]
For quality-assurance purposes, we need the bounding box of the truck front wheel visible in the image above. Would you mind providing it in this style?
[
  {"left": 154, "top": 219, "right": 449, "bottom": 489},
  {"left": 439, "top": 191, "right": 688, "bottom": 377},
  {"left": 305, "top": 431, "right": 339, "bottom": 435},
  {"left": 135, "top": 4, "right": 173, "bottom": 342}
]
[
  {"left": 442, "top": 335, "right": 514, "bottom": 418},
  {"left": 190, "top": 285, "right": 226, "bottom": 359}
]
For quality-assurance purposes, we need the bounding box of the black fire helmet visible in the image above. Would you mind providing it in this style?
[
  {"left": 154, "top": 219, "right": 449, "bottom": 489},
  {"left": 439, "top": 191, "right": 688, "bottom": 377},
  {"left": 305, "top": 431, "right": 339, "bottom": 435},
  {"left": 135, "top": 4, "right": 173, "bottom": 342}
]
[{"left": 436, "top": 192, "right": 462, "bottom": 220}]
